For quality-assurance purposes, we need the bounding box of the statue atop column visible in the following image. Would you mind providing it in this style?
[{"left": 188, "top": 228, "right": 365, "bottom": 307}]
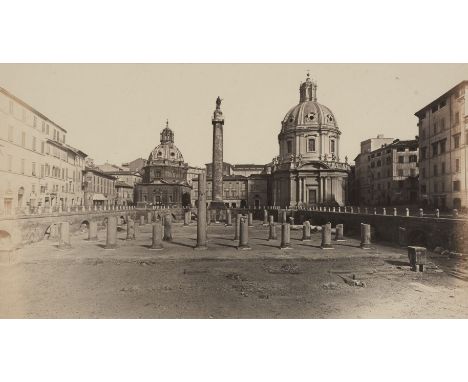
[{"left": 211, "top": 96, "right": 226, "bottom": 209}]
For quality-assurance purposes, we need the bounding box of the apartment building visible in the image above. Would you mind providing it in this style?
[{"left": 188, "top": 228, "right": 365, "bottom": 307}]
[{"left": 415, "top": 81, "right": 468, "bottom": 210}]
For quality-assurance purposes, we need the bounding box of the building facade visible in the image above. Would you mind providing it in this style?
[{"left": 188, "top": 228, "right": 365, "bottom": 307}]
[
  {"left": 0, "top": 86, "right": 86, "bottom": 215},
  {"left": 416, "top": 81, "right": 468, "bottom": 210},
  {"left": 83, "top": 164, "right": 117, "bottom": 207},
  {"left": 96, "top": 162, "right": 142, "bottom": 206},
  {"left": 135, "top": 121, "right": 191, "bottom": 207},
  {"left": 268, "top": 74, "right": 350, "bottom": 207},
  {"left": 354, "top": 138, "right": 419, "bottom": 206}
]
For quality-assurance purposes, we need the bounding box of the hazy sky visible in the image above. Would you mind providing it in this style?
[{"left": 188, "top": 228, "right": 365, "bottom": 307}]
[{"left": 0, "top": 64, "right": 467, "bottom": 167}]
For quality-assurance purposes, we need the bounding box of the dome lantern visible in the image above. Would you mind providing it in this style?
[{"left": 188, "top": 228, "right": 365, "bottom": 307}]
[
  {"left": 299, "top": 73, "right": 317, "bottom": 102},
  {"left": 160, "top": 119, "right": 174, "bottom": 144}
]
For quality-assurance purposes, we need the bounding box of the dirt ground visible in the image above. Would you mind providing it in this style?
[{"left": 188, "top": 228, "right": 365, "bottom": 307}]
[{"left": 0, "top": 220, "right": 467, "bottom": 318}]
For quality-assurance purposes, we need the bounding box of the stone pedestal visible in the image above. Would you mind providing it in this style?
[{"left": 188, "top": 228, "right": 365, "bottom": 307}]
[
  {"left": 248, "top": 212, "right": 253, "bottom": 227},
  {"left": 268, "top": 223, "right": 277, "bottom": 241},
  {"left": 360, "top": 223, "right": 371, "bottom": 249},
  {"left": 105, "top": 216, "right": 117, "bottom": 250},
  {"left": 301, "top": 221, "right": 311, "bottom": 241},
  {"left": 88, "top": 221, "right": 98, "bottom": 241},
  {"left": 398, "top": 227, "right": 406, "bottom": 247},
  {"left": 126, "top": 219, "right": 135, "bottom": 240},
  {"left": 225, "top": 209, "right": 232, "bottom": 226},
  {"left": 234, "top": 213, "right": 241, "bottom": 241},
  {"left": 408, "top": 246, "right": 427, "bottom": 272},
  {"left": 140, "top": 215, "right": 145, "bottom": 226},
  {"left": 58, "top": 222, "right": 71, "bottom": 249},
  {"left": 263, "top": 210, "right": 268, "bottom": 226},
  {"left": 150, "top": 222, "right": 164, "bottom": 251},
  {"left": 238, "top": 217, "right": 251, "bottom": 250},
  {"left": 280, "top": 223, "right": 291, "bottom": 250},
  {"left": 163, "top": 214, "right": 173, "bottom": 242},
  {"left": 321, "top": 223, "right": 333, "bottom": 249},
  {"left": 335, "top": 223, "right": 345, "bottom": 241}
]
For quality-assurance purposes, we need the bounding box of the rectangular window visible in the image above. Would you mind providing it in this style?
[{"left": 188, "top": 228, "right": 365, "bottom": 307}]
[
  {"left": 454, "top": 134, "right": 461, "bottom": 149},
  {"left": 398, "top": 156, "right": 404, "bottom": 163},
  {"left": 440, "top": 139, "right": 446, "bottom": 154},
  {"left": 453, "top": 180, "right": 461, "bottom": 192},
  {"left": 286, "top": 140, "right": 292, "bottom": 154},
  {"left": 21, "top": 159, "right": 25, "bottom": 174},
  {"left": 8, "top": 125, "right": 13, "bottom": 142},
  {"left": 7, "top": 155, "right": 12, "bottom": 172},
  {"left": 33, "top": 116, "right": 37, "bottom": 128},
  {"left": 32, "top": 162, "right": 36, "bottom": 177},
  {"left": 307, "top": 138, "right": 316, "bottom": 152},
  {"left": 330, "top": 140, "right": 335, "bottom": 154},
  {"left": 41, "top": 121, "right": 45, "bottom": 132},
  {"left": 441, "top": 162, "right": 445, "bottom": 174},
  {"left": 46, "top": 124, "right": 50, "bottom": 134},
  {"left": 454, "top": 112, "right": 460, "bottom": 125},
  {"left": 456, "top": 158, "right": 460, "bottom": 172},
  {"left": 433, "top": 164, "right": 438, "bottom": 176},
  {"left": 32, "top": 136, "right": 37, "bottom": 151},
  {"left": 21, "top": 131, "right": 26, "bottom": 147},
  {"left": 41, "top": 141, "right": 45, "bottom": 154},
  {"left": 432, "top": 142, "right": 438, "bottom": 156}
]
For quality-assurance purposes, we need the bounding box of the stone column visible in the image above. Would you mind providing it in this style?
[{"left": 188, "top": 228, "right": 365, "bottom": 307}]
[
  {"left": 126, "top": 218, "right": 135, "bottom": 240},
  {"left": 263, "top": 209, "right": 268, "bottom": 226},
  {"left": 269, "top": 215, "right": 274, "bottom": 225},
  {"left": 268, "top": 223, "right": 277, "bottom": 241},
  {"left": 360, "top": 223, "right": 371, "bottom": 249},
  {"left": 234, "top": 213, "right": 241, "bottom": 241},
  {"left": 140, "top": 215, "right": 145, "bottom": 226},
  {"left": 298, "top": 177, "right": 302, "bottom": 203},
  {"left": 211, "top": 96, "right": 225, "bottom": 208},
  {"left": 301, "top": 221, "right": 311, "bottom": 241},
  {"left": 195, "top": 173, "right": 208, "bottom": 250},
  {"left": 225, "top": 209, "right": 232, "bottom": 226},
  {"left": 398, "top": 227, "right": 406, "bottom": 247},
  {"left": 281, "top": 210, "right": 287, "bottom": 223},
  {"left": 88, "top": 221, "right": 98, "bottom": 241},
  {"left": 58, "top": 222, "right": 71, "bottom": 249},
  {"left": 321, "top": 222, "right": 333, "bottom": 249},
  {"left": 163, "top": 214, "right": 173, "bottom": 241},
  {"left": 184, "top": 210, "right": 190, "bottom": 226},
  {"left": 335, "top": 224, "right": 345, "bottom": 241},
  {"left": 248, "top": 212, "right": 253, "bottom": 227},
  {"left": 280, "top": 223, "right": 291, "bottom": 249},
  {"left": 206, "top": 209, "right": 211, "bottom": 226},
  {"left": 150, "top": 221, "right": 164, "bottom": 251},
  {"left": 238, "top": 216, "right": 251, "bottom": 250},
  {"left": 105, "top": 216, "right": 117, "bottom": 249}
]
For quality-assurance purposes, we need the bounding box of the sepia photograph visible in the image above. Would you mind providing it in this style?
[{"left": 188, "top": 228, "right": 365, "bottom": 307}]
[
  {"left": 1, "top": 64, "right": 467, "bottom": 319},
  {"left": 1, "top": 1, "right": 467, "bottom": 381}
]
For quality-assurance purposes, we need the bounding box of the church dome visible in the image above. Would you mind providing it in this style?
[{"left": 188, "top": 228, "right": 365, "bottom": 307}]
[
  {"left": 148, "top": 120, "right": 184, "bottom": 163},
  {"left": 281, "top": 74, "right": 338, "bottom": 132}
]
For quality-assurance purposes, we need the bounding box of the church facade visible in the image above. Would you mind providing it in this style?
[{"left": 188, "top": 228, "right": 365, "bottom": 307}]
[
  {"left": 134, "top": 121, "right": 191, "bottom": 207},
  {"left": 267, "top": 74, "right": 350, "bottom": 207}
]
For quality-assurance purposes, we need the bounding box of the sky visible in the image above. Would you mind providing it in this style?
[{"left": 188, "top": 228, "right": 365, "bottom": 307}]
[{"left": 0, "top": 64, "right": 467, "bottom": 167}]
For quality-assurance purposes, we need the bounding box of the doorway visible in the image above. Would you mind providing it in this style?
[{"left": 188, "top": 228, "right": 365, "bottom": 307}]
[{"left": 308, "top": 189, "right": 317, "bottom": 204}]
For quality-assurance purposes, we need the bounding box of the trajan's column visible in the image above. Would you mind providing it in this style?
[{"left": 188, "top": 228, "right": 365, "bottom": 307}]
[{"left": 210, "top": 96, "right": 225, "bottom": 209}]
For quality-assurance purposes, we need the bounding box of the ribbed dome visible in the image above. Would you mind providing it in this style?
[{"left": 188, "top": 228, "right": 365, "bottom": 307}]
[
  {"left": 281, "top": 74, "right": 338, "bottom": 132},
  {"left": 147, "top": 120, "right": 184, "bottom": 163},
  {"left": 282, "top": 101, "right": 338, "bottom": 131},
  {"left": 148, "top": 142, "right": 184, "bottom": 163}
]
